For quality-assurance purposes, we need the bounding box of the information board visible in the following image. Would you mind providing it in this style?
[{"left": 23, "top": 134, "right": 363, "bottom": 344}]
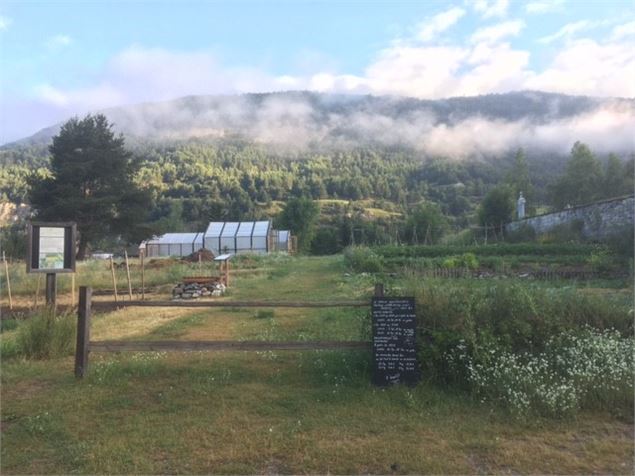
[
  {"left": 372, "top": 297, "right": 421, "bottom": 386},
  {"left": 27, "top": 222, "right": 76, "bottom": 273}
]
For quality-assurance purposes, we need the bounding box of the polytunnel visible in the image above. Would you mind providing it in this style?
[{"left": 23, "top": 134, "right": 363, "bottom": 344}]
[
  {"left": 142, "top": 232, "right": 204, "bottom": 257},
  {"left": 203, "top": 221, "right": 272, "bottom": 255}
]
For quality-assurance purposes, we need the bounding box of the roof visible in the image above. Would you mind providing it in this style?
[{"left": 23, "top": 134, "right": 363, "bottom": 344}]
[
  {"left": 204, "top": 221, "right": 271, "bottom": 238},
  {"left": 145, "top": 233, "right": 203, "bottom": 245},
  {"left": 214, "top": 253, "right": 233, "bottom": 261}
]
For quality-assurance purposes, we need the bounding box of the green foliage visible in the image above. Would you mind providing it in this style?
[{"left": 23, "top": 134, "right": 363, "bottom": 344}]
[
  {"left": 371, "top": 242, "right": 603, "bottom": 258},
  {"left": 441, "top": 253, "right": 479, "bottom": 269},
  {"left": 0, "top": 223, "right": 27, "bottom": 259},
  {"left": 277, "top": 196, "right": 319, "bottom": 252},
  {"left": 450, "top": 328, "right": 634, "bottom": 418},
  {"left": 478, "top": 185, "right": 514, "bottom": 229},
  {"left": 550, "top": 142, "right": 604, "bottom": 208},
  {"left": 343, "top": 246, "right": 385, "bottom": 273},
  {"left": 404, "top": 203, "right": 447, "bottom": 244},
  {"left": 13, "top": 309, "right": 75, "bottom": 360},
  {"left": 28, "top": 114, "right": 152, "bottom": 258},
  {"left": 412, "top": 282, "right": 632, "bottom": 385}
]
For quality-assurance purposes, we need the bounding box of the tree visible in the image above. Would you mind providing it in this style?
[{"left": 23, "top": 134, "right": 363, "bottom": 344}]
[
  {"left": 276, "top": 196, "right": 319, "bottom": 252},
  {"left": 506, "top": 148, "right": 533, "bottom": 205},
  {"left": 478, "top": 185, "right": 514, "bottom": 234},
  {"left": 602, "top": 154, "right": 629, "bottom": 199},
  {"left": 29, "top": 114, "right": 151, "bottom": 259},
  {"left": 405, "top": 203, "right": 447, "bottom": 244},
  {"left": 550, "top": 142, "right": 603, "bottom": 208}
]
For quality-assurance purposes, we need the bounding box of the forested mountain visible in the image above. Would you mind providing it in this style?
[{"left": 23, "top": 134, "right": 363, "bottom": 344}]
[
  {"left": 3, "top": 90, "right": 634, "bottom": 157},
  {"left": 0, "top": 91, "right": 632, "bottom": 254}
]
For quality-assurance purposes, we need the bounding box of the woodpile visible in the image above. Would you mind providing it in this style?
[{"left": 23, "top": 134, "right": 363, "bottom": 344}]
[{"left": 172, "top": 282, "right": 225, "bottom": 300}]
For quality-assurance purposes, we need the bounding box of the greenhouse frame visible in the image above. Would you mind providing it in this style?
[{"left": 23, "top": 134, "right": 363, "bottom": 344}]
[
  {"left": 141, "top": 232, "right": 204, "bottom": 258},
  {"left": 139, "top": 221, "right": 293, "bottom": 257},
  {"left": 204, "top": 221, "right": 272, "bottom": 255}
]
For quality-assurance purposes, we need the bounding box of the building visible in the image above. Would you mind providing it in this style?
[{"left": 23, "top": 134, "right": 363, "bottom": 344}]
[
  {"left": 141, "top": 232, "right": 204, "bottom": 258},
  {"left": 140, "top": 221, "right": 293, "bottom": 257}
]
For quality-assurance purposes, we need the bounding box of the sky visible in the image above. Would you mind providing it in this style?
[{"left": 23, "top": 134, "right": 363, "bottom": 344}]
[{"left": 1, "top": 0, "right": 634, "bottom": 144}]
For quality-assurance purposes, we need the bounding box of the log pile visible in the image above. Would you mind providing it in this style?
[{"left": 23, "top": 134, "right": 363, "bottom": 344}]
[{"left": 172, "top": 282, "right": 226, "bottom": 300}]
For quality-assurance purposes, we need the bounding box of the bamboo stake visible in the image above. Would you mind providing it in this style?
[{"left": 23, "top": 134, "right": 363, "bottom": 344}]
[
  {"left": 198, "top": 252, "right": 202, "bottom": 273},
  {"left": 140, "top": 250, "right": 145, "bottom": 301},
  {"left": 109, "top": 256, "right": 118, "bottom": 303},
  {"left": 124, "top": 251, "right": 133, "bottom": 301},
  {"left": 3, "top": 251, "right": 12, "bottom": 310},
  {"left": 71, "top": 273, "right": 76, "bottom": 306}
]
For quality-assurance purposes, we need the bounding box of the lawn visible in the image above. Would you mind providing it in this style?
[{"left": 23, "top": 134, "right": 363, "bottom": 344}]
[{"left": 1, "top": 255, "right": 633, "bottom": 474}]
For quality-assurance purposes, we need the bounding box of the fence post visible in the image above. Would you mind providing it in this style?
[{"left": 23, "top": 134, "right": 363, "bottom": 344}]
[
  {"left": 374, "top": 283, "right": 384, "bottom": 297},
  {"left": 75, "top": 286, "right": 92, "bottom": 379}
]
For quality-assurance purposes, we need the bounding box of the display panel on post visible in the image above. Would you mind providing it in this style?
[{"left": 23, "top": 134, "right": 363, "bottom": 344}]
[{"left": 26, "top": 222, "right": 76, "bottom": 273}]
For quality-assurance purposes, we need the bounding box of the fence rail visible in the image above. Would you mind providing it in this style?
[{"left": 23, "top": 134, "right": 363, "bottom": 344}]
[
  {"left": 74, "top": 285, "right": 381, "bottom": 378},
  {"left": 92, "top": 299, "right": 368, "bottom": 309},
  {"left": 90, "top": 340, "right": 371, "bottom": 352}
]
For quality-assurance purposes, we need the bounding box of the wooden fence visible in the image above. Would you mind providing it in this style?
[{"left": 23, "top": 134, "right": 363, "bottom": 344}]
[{"left": 74, "top": 284, "right": 383, "bottom": 378}]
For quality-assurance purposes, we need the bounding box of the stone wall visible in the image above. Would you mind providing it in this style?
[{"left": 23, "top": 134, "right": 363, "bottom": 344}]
[{"left": 506, "top": 195, "right": 634, "bottom": 240}]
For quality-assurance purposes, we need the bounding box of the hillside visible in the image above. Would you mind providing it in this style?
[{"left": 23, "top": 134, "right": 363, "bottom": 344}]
[{"left": 3, "top": 90, "right": 634, "bottom": 159}]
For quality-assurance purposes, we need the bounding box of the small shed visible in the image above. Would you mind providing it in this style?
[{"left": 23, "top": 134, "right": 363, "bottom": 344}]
[
  {"left": 142, "top": 232, "right": 204, "bottom": 257},
  {"left": 203, "top": 221, "right": 272, "bottom": 255}
]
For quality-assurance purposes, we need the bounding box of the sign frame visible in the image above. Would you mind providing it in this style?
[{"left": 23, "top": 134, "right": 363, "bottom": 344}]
[{"left": 26, "top": 222, "right": 77, "bottom": 274}]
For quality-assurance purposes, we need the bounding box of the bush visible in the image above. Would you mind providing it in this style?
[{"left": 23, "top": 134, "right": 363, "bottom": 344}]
[
  {"left": 449, "top": 328, "right": 634, "bottom": 418},
  {"left": 343, "top": 246, "right": 385, "bottom": 273},
  {"left": 14, "top": 309, "right": 75, "bottom": 359},
  {"left": 413, "top": 282, "right": 632, "bottom": 384}
]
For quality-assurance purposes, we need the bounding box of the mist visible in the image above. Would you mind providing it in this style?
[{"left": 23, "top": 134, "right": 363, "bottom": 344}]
[{"left": 21, "top": 92, "right": 635, "bottom": 159}]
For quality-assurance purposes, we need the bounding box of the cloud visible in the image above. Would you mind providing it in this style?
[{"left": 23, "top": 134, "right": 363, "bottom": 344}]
[
  {"left": 467, "top": 0, "right": 509, "bottom": 19},
  {"left": 611, "top": 20, "right": 635, "bottom": 40},
  {"left": 525, "top": 0, "right": 565, "bottom": 14},
  {"left": 470, "top": 20, "right": 525, "bottom": 44},
  {"left": 0, "top": 15, "right": 11, "bottom": 30},
  {"left": 525, "top": 39, "right": 635, "bottom": 97},
  {"left": 416, "top": 7, "right": 466, "bottom": 42},
  {"left": 46, "top": 34, "right": 72, "bottom": 49},
  {"left": 538, "top": 21, "right": 592, "bottom": 44}
]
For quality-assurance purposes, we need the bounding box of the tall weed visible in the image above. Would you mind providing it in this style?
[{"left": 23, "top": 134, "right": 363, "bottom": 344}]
[{"left": 14, "top": 309, "right": 75, "bottom": 359}]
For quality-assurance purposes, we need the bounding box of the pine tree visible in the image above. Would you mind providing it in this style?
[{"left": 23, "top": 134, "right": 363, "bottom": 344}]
[{"left": 29, "top": 114, "right": 151, "bottom": 259}]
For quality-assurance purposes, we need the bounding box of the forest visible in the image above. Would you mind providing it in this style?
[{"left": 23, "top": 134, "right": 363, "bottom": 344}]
[{"left": 0, "top": 125, "right": 633, "bottom": 255}]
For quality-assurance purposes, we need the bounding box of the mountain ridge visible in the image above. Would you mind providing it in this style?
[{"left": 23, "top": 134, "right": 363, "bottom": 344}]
[{"left": 3, "top": 90, "right": 634, "bottom": 157}]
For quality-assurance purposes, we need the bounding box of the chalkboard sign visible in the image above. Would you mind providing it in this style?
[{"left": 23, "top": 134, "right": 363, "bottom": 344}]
[{"left": 372, "top": 297, "right": 421, "bottom": 386}]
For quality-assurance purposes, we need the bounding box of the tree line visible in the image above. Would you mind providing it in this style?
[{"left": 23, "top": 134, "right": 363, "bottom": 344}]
[{"left": 0, "top": 114, "right": 632, "bottom": 256}]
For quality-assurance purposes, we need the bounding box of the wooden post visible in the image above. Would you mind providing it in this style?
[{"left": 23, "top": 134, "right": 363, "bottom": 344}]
[
  {"left": 140, "top": 250, "right": 145, "bottom": 301},
  {"left": 71, "top": 273, "right": 76, "bottom": 307},
  {"left": 45, "top": 273, "right": 56, "bottom": 308},
  {"left": 124, "top": 251, "right": 133, "bottom": 301},
  {"left": 2, "top": 252, "right": 12, "bottom": 310},
  {"left": 225, "top": 260, "right": 230, "bottom": 287},
  {"left": 374, "top": 283, "right": 384, "bottom": 297},
  {"left": 34, "top": 273, "right": 42, "bottom": 308},
  {"left": 75, "top": 286, "right": 92, "bottom": 378},
  {"left": 198, "top": 252, "right": 202, "bottom": 273},
  {"left": 109, "top": 256, "right": 118, "bottom": 303}
]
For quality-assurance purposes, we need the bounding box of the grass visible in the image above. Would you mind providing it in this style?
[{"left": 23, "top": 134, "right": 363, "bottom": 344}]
[{"left": 1, "top": 254, "right": 633, "bottom": 474}]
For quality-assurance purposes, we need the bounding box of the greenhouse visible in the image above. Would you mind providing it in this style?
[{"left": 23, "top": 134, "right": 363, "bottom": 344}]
[
  {"left": 141, "top": 232, "right": 204, "bottom": 257},
  {"left": 203, "top": 221, "right": 272, "bottom": 255}
]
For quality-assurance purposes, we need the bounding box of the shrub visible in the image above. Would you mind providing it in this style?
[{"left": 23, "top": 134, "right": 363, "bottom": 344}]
[
  {"left": 413, "top": 282, "right": 632, "bottom": 384},
  {"left": 449, "top": 328, "right": 634, "bottom": 418},
  {"left": 14, "top": 309, "right": 75, "bottom": 359},
  {"left": 343, "top": 246, "right": 384, "bottom": 273}
]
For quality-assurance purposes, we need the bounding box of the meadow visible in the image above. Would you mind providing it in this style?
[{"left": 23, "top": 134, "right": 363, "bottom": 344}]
[{"left": 1, "top": 252, "right": 633, "bottom": 474}]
